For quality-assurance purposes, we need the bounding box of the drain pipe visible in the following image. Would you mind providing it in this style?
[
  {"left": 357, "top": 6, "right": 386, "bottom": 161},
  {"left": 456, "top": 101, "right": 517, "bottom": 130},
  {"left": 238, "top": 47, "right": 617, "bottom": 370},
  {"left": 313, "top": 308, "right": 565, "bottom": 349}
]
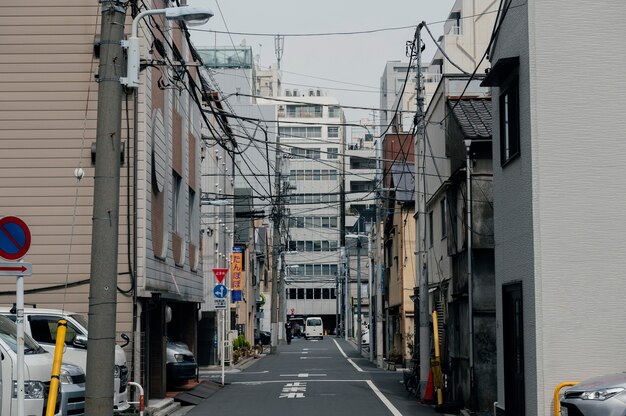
[{"left": 465, "top": 139, "right": 475, "bottom": 407}]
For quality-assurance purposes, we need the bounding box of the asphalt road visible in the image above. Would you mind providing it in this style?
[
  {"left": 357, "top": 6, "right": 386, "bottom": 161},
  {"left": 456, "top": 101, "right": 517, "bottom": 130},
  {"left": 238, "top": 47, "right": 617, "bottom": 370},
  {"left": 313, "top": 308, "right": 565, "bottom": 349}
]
[{"left": 190, "top": 337, "right": 441, "bottom": 416}]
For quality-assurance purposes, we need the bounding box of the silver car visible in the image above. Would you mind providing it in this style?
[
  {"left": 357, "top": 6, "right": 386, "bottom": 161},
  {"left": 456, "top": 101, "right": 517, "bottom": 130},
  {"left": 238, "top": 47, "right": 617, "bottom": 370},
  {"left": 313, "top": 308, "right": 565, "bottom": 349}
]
[{"left": 561, "top": 372, "right": 626, "bottom": 416}]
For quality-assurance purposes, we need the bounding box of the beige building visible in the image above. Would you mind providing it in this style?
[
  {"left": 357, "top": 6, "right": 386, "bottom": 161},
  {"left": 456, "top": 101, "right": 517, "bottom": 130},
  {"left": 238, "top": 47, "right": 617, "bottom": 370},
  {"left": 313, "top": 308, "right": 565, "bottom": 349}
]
[{"left": 0, "top": 0, "right": 216, "bottom": 402}]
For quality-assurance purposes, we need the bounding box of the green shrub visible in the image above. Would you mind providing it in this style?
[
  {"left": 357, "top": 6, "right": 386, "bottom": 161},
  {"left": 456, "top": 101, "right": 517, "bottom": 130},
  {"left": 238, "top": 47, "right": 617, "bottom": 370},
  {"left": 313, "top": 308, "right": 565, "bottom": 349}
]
[{"left": 233, "top": 334, "right": 250, "bottom": 352}]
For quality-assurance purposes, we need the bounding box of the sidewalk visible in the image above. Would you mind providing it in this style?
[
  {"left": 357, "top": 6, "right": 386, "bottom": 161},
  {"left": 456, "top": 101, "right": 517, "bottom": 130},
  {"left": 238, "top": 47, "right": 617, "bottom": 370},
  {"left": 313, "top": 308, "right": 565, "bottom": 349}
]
[{"left": 143, "top": 350, "right": 265, "bottom": 416}]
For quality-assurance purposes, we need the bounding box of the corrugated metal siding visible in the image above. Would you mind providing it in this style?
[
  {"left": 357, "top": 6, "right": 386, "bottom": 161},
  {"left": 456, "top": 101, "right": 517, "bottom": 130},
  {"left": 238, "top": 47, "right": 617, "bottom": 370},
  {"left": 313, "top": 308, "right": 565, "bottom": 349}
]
[{"left": 0, "top": 2, "right": 133, "bottom": 334}]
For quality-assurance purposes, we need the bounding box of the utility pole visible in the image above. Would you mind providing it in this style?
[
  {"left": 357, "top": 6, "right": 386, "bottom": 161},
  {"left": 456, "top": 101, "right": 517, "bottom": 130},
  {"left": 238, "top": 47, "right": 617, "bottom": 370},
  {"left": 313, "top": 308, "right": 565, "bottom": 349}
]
[
  {"left": 270, "top": 132, "right": 282, "bottom": 350},
  {"left": 375, "top": 138, "right": 383, "bottom": 368},
  {"left": 414, "top": 22, "right": 430, "bottom": 397},
  {"left": 356, "top": 238, "right": 362, "bottom": 353},
  {"left": 86, "top": 1, "right": 126, "bottom": 415}
]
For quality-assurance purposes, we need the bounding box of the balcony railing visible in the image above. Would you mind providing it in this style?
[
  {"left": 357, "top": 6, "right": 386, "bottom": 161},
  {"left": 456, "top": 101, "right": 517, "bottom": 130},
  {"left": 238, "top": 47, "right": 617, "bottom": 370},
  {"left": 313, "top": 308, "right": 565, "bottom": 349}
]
[{"left": 423, "top": 72, "right": 442, "bottom": 84}]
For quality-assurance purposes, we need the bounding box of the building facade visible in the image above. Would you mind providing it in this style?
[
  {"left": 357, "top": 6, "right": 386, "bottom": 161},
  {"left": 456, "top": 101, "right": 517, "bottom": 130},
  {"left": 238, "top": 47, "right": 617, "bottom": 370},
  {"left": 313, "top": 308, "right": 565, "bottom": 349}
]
[{"left": 483, "top": 1, "right": 626, "bottom": 414}]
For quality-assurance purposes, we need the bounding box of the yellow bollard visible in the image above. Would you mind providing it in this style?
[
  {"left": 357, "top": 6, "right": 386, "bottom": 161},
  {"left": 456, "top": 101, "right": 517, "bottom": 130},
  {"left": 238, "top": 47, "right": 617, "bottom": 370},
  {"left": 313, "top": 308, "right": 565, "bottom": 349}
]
[
  {"left": 45, "top": 319, "right": 67, "bottom": 416},
  {"left": 431, "top": 311, "right": 443, "bottom": 405},
  {"left": 553, "top": 381, "right": 579, "bottom": 416}
]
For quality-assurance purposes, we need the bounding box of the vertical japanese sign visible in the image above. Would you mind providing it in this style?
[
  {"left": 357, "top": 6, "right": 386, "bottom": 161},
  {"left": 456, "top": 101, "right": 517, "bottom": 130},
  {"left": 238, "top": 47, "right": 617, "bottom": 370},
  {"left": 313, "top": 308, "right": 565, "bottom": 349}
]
[{"left": 231, "top": 246, "right": 243, "bottom": 302}]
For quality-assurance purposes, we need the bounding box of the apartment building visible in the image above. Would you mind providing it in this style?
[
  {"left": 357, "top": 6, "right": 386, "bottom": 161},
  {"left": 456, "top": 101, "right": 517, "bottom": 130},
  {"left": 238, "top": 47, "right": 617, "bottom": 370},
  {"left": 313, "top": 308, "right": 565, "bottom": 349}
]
[{"left": 0, "top": 0, "right": 215, "bottom": 401}]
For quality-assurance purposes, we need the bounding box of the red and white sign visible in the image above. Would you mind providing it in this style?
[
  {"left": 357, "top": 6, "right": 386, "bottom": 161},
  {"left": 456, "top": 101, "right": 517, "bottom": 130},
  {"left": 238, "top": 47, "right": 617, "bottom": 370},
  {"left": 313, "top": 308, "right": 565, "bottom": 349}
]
[
  {"left": 0, "top": 216, "right": 31, "bottom": 260},
  {"left": 0, "top": 262, "right": 32, "bottom": 276},
  {"left": 212, "top": 268, "right": 228, "bottom": 284}
]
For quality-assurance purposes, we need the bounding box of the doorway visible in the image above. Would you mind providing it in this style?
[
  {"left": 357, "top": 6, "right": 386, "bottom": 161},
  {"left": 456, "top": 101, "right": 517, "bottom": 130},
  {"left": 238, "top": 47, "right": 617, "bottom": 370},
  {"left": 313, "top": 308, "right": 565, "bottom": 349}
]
[{"left": 502, "top": 282, "right": 525, "bottom": 416}]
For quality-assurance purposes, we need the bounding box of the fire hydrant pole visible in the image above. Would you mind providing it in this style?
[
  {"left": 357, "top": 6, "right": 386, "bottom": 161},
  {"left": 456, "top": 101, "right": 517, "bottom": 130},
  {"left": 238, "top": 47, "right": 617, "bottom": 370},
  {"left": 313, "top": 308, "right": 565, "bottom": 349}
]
[{"left": 46, "top": 319, "right": 67, "bottom": 416}]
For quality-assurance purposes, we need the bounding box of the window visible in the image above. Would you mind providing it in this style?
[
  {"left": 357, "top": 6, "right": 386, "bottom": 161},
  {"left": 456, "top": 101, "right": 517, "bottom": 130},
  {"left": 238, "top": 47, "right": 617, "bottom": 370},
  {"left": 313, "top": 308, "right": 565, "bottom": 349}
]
[
  {"left": 306, "top": 289, "right": 314, "bottom": 299},
  {"left": 286, "top": 105, "right": 322, "bottom": 118},
  {"left": 314, "top": 288, "right": 321, "bottom": 299},
  {"left": 350, "top": 157, "right": 376, "bottom": 169},
  {"left": 351, "top": 181, "right": 375, "bottom": 192},
  {"left": 297, "top": 288, "right": 305, "bottom": 299},
  {"left": 289, "top": 288, "right": 296, "bottom": 299},
  {"left": 440, "top": 198, "right": 447, "bottom": 238},
  {"left": 429, "top": 210, "right": 434, "bottom": 247},
  {"left": 327, "top": 148, "right": 338, "bottom": 159},
  {"left": 328, "top": 106, "right": 341, "bottom": 118},
  {"left": 279, "top": 126, "right": 322, "bottom": 139},
  {"left": 322, "top": 288, "right": 330, "bottom": 299},
  {"left": 172, "top": 171, "right": 182, "bottom": 234},
  {"left": 500, "top": 78, "right": 520, "bottom": 165},
  {"left": 28, "top": 315, "right": 81, "bottom": 346},
  {"left": 328, "top": 126, "right": 339, "bottom": 138}
]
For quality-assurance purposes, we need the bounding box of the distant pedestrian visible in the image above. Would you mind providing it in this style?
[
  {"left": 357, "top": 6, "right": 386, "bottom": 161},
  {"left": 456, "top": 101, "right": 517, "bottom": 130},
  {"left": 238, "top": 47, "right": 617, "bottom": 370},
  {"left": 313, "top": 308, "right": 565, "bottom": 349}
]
[{"left": 285, "top": 321, "right": 292, "bottom": 344}]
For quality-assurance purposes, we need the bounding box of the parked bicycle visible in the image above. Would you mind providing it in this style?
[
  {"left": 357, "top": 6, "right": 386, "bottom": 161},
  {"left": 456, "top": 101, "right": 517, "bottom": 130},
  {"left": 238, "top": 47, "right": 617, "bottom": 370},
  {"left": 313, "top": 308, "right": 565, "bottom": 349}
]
[{"left": 403, "top": 354, "right": 420, "bottom": 398}]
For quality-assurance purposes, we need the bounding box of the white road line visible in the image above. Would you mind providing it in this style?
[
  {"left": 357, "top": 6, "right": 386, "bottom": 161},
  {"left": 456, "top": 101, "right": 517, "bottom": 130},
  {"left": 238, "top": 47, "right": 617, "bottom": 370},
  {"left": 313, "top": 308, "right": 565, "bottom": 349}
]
[
  {"left": 347, "top": 358, "right": 364, "bottom": 372},
  {"left": 279, "top": 373, "right": 327, "bottom": 378},
  {"left": 332, "top": 338, "right": 364, "bottom": 372},
  {"left": 233, "top": 379, "right": 366, "bottom": 384},
  {"left": 332, "top": 339, "right": 348, "bottom": 358},
  {"left": 300, "top": 357, "right": 331, "bottom": 360},
  {"left": 366, "top": 380, "right": 403, "bottom": 416}
]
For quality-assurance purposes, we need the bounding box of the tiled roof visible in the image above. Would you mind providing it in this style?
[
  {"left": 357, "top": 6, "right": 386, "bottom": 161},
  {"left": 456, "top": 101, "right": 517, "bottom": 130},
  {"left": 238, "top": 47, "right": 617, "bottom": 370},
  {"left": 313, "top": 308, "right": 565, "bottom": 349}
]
[{"left": 447, "top": 98, "right": 492, "bottom": 139}]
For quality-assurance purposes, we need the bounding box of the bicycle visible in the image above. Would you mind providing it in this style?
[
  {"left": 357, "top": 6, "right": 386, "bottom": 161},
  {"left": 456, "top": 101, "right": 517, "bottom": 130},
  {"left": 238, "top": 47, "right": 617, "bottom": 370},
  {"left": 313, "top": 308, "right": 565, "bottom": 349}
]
[{"left": 403, "top": 355, "right": 420, "bottom": 398}]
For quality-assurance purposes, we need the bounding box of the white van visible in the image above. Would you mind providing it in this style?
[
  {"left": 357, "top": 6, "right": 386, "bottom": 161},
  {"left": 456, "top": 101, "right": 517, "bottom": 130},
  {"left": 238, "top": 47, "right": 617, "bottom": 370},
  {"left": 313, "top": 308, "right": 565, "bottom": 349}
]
[
  {"left": 0, "top": 314, "right": 85, "bottom": 416},
  {"left": 304, "top": 317, "right": 323, "bottom": 339},
  {"left": 0, "top": 308, "right": 129, "bottom": 413}
]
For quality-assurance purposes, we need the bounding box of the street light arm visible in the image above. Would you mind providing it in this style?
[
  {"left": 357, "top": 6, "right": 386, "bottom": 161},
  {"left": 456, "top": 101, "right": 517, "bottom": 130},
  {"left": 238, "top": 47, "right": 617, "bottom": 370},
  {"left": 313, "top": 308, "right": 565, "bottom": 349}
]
[{"left": 121, "top": 6, "right": 213, "bottom": 88}]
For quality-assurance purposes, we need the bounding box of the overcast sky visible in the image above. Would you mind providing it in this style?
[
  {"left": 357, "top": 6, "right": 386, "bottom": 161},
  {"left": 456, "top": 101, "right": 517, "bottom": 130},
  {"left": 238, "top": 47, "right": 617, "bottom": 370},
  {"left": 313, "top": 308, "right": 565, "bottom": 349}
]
[{"left": 188, "top": 0, "right": 456, "bottom": 125}]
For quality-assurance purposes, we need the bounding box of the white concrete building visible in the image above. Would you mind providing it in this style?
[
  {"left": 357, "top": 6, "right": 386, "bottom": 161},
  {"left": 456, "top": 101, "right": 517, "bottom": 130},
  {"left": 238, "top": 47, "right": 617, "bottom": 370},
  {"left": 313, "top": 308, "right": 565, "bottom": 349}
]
[{"left": 259, "top": 93, "right": 345, "bottom": 333}]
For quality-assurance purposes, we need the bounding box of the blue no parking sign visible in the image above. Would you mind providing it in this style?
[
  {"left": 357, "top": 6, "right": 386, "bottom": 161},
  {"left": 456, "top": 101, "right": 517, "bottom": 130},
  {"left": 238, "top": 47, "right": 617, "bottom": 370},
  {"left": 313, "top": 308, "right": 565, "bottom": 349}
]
[{"left": 0, "top": 216, "right": 31, "bottom": 260}]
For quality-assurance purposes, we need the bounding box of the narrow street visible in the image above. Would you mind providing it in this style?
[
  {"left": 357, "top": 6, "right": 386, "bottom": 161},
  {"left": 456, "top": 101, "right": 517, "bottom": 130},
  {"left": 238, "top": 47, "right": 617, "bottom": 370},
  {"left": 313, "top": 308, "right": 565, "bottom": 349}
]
[{"left": 190, "top": 337, "right": 441, "bottom": 416}]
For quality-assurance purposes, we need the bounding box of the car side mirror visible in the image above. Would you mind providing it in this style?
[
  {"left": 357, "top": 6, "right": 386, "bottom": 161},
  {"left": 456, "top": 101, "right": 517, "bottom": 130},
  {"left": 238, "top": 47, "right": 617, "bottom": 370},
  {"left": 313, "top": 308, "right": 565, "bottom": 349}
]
[{"left": 73, "top": 334, "right": 88, "bottom": 349}]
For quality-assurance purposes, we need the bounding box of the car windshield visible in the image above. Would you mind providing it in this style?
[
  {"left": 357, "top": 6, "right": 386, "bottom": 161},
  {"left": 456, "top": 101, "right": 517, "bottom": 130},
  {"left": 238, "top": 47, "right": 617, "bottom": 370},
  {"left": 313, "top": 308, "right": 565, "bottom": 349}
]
[
  {"left": 0, "top": 315, "right": 45, "bottom": 354},
  {"left": 308, "top": 319, "right": 322, "bottom": 326},
  {"left": 70, "top": 313, "right": 88, "bottom": 331}
]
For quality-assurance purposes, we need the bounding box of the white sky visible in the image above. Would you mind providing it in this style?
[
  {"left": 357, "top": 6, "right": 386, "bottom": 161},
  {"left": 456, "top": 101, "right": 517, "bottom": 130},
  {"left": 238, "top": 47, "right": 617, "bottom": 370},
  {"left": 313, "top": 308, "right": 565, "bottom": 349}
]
[{"left": 187, "top": 0, "right": 456, "bottom": 124}]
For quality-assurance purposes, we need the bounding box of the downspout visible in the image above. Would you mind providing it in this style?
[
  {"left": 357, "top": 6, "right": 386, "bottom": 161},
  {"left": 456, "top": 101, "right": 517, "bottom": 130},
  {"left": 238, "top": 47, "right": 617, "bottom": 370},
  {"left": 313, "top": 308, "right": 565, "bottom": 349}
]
[{"left": 465, "top": 139, "right": 475, "bottom": 408}]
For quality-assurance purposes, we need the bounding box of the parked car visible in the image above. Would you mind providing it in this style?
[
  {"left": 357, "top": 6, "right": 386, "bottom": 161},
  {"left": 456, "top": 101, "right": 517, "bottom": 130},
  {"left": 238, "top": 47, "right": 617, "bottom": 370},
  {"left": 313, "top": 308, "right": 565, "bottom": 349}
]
[
  {"left": 0, "top": 314, "right": 85, "bottom": 416},
  {"left": 304, "top": 317, "right": 323, "bottom": 339},
  {"left": 166, "top": 340, "right": 197, "bottom": 385},
  {"left": 254, "top": 330, "right": 271, "bottom": 346},
  {"left": 560, "top": 372, "right": 626, "bottom": 416},
  {"left": 0, "top": 307, "right": 129, "bottom": 412}
]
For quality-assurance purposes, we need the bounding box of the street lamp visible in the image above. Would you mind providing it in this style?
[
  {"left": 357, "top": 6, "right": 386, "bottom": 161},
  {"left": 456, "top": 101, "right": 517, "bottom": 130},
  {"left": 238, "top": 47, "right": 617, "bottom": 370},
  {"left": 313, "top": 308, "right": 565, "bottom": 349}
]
[
  {"left": 346, "top": 234, "right": 366, "bottom": 354},
  {"left": 121, "top": 6, "right": 214, "bottom": 88},
  {"left": 201, "top": 199, "right": 231, "bottom": 206}
]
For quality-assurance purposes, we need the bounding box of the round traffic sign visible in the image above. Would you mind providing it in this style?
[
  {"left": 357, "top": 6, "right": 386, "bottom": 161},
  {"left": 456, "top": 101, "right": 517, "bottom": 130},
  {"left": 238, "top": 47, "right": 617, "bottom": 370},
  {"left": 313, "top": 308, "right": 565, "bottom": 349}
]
[
  {"left": 0, "top": 216, "right": 31, "bottom": 260},
  {"left": 213, "top": 284, "right": 227, "bottom": 299}
]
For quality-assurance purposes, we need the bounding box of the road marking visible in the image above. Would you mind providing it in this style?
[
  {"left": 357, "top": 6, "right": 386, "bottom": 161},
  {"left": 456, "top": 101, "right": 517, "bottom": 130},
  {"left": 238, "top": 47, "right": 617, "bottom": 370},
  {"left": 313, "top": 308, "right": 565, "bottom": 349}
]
[
  {"left": 233, "top": 379, "right": 366, "bottom": 385},
  {"left": 333, "top": 339, "right": 348, "bottom": 358},
  {"left": 300, "top": 356, "right": 330, "bottom": 359},
  {"left": 332, "top": 338, "right": 364, "bottom": 372},
  {"left": 347, "top": 359, "right": 364, "bottom": 372},
  {"left": 280, "top": 373, "right": 327, "bottom": 378},
  {"left": 366, "top": 380, "right": 403, "bottom": 416},
  {"left": 279, "top": 382, "right": 307, "bottom": 399}
]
